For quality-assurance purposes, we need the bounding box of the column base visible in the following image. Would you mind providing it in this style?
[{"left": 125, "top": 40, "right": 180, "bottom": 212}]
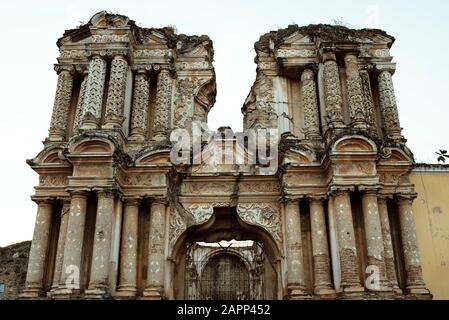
[
  {"left": 52, "top": 287, "right": 82, "bottom": 300},
  {"left": 115, "top": 286, "right": 137, "bottom": 299},
  {"left": 85, "top": 286, "right": 110, "bottom": 300},
  {"left": 19, "top": 288, "right": 43, "bottom": 299},
  {"left": 341, "top": 285, "right": 365, "bottom": 298},
  {"left": 142, "top": 288, "right": 163, "bottom": 300},
  {"left": 406, "top": 285, "right": 432, "bottom": 297},
  {"left": 314, "top": 286, "right": 337, "bottom": 299},
  {"left": 152, "top": 134, "right": 167, "bottom": 143},
  {"left": 288, "top": 287, "right": 311, "bottom": 300}
]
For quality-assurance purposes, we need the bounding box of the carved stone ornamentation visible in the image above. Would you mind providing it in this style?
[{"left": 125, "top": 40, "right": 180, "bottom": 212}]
[
  {"left": 81, "top": 56, "right": 107, "bottom": 129},
  {"left": 130, "top": 71, "right": 150, "bottom": 140},
  {"left": 153, "top": 69, "right": 173, "bottom": 140},
  {"left": 301, "top": 69, "right": 321, "bottom": 139},
  {"left": 378, "top": 69, "right": 402, "bottom": 139},
  {"left": 103, "top": 55, "right": 129, "bottom": 128},
  {"left": 173, "top": 77, "right": 200, "bottom": 130},
  {"left": 344, "top": 54, "right": 366, "bottom": 128},
  {"left": 237, "top": 203, "right": 282, "bottom": 244},
  {"left": 322, "top": 58, "right": 344, "bottom": 126},
  {"left": 359, "top": 68, "right": 376, "bottom": 131},
  {"left": 72, "top": 71, "right": 88, "bottom": 134},
  {"left": 244, "top": 72, "right": 276, "bottom": 129},
  {"left": 49, "top": 66, "right": 74, "bottom": 141},
  {"left": 186, "top": 204, "right": 214, "bottom": 225},
  {"left": 169, "top": 208, "right": 186, "bottom": 247}
]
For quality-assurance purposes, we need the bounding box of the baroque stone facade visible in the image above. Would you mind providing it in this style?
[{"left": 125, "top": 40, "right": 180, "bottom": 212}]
[{"left": 21, "top": 12, "right": 432, "bottom": 300}]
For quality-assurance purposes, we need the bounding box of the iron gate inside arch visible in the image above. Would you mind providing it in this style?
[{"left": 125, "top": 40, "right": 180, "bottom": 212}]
[
  {"left": 200, "top": 254, "right": 250, "bottom": 300},
  {"left": 184, "top": 241, "right": 265, "bottom": 300}
]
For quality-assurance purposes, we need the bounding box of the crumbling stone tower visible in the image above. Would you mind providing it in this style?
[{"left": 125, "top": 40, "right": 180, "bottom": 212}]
[{"left": 21, "top": 12, "right": 431, "bottom": 300}]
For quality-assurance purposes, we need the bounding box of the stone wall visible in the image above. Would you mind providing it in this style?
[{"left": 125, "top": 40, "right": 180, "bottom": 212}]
[{"left": 0, "top": 241, "right": 31, "bottom": 300}]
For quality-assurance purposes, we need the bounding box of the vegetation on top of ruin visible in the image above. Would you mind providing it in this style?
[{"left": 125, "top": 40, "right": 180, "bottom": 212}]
[{"left": 254, "top": 23, "right": 395, "bottom": 53}]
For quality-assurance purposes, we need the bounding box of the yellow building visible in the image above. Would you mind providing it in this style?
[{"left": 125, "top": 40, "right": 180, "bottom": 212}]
[{"left": 412, "top": 164, "right": 449, "bottom": 300}]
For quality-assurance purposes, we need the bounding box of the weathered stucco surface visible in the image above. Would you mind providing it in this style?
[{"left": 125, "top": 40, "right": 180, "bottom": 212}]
[
  {"left": 411, "top": 166, "right": 449, "bottom": 300},
  {"left": 16, "top": 11, "right": 436, "bottom": 300}
]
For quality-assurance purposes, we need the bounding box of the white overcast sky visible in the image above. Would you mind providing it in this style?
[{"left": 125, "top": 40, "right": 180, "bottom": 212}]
[{"left": 0, "top": 0, "right": 448, "bottom": 246}]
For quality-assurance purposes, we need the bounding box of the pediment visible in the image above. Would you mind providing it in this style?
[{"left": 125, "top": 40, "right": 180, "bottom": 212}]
[
  {"left": 136, "top": 150, "right": 171, "bottom": 164},
  {"left": 282, "top": 32, "right": 312, "bottom": 45}
]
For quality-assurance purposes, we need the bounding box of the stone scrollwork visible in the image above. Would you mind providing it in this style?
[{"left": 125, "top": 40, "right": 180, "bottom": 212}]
[
  {"left": 130, "top": 71, "right": 150, "bottom": 139},
  {"left": 323, "top": 59, "right": 344, "bottom": 125},
  {"left": 153, "top": 69, "right": 173, "bottom": 139},
  {"left": 49, "top": 66, "right": 74, "bottom": 140},
  {"left": 359, "top": 68, "right": 376, "bottom": 129},
  {"left": 104, "top": 55, "right": 129, "bottom": 127},
  {"left": 237, "top": 203, "right": 282, "bottom": 244},
  {"left": 378, "top": 70, "right": 401, "bottom": 137},
  {"left": 185, "top": 204, "right": 214, "bottom": 225},
  {"left": 301, "top": 69, "right": 321, "bottom": 139},
  {"left": 169, "top": 208, "right": 186, "bottom": 247},
  {"left": 173, "top": 77, "right": 201, "bottom": 129},
  {"left": 81, "top": 56, "right": 107, "bottom": 127},
  {"left": 345, "top": 54, "right": 366, "bottom": 126}
]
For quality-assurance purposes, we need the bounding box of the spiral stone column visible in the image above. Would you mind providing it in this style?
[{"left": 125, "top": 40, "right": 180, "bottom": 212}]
[{"left": 322, "top": 51, "right": 344, "bottom": 128}]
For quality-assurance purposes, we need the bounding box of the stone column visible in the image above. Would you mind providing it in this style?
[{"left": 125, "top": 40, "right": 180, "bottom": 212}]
[
  {"left": 301, "top": 68, "right": 321, "bottom": 140},
  {"left": 49, "top": 65, "right": 74, "bottom": 141},
  {"left": 332, "top": 187, "right": 364, "bottom": 294},
  {"left": 308, "top": 196, "right": 335, "bottom": 297},
  {"left": 81, "top": 55, "right": 107, "bottom": 129},
  {"left": 116, "top": 197, "right": 141, "bottom": 298},
  {"left": 143, "top": 198, "right": 167, "bottom": 299},
  {"left": 152, "top": 68, "right": 172, "bottom": 141},
  {"left": 72, "top": 69, "right": 88, "bottom": 133},
  {"left": 284, "top": 199, "right": 308, "bottom": 298},
  {"left": 103, "top": 55, "right": 129, "bottom": 129},
  {"left": 397, "top": 194, "right": 430, "bottom": 295},
  {"left": 322, "top": 51, "right": 344, "bottom": 128},
  {"left": 376, "top": 65, "right": 403, "bottom": 140},
  {"left": 86, "top": 189, "right": 116, "bottom": 298},
  {"left": 50, "top": 200, "right": 70, "bottom": 293},
  {"left": 21, "top": 199, "right": 53, "bottom": 298},
  {"left": 377, "top": 195, "right": 402, "bottom": 294},
  {"left": 129, "top": 69, "right": 150, "bottom": 141},
  {"left": 344, "top": 53, "right": 367, "bottom": 129},
  {"left": 360, "top": 189, "right": 391, "bottom": 292},
  {"left": 359, "top": 66, "right": 377, "bottom": 132},
  {"left": 56, "top": 190, "right": 88, "bottom": 297}
]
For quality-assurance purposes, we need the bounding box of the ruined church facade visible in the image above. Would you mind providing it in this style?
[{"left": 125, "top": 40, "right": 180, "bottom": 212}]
[{"left": 21, "top": 12, "right": 432, "bottom": 300}]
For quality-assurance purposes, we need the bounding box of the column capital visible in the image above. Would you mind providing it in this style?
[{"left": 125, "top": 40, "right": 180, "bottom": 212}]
[
  {"left": 67, "top": 188, "right": 90, "bottom": 198},
  {"left": 123, "top": 196, "right": 142, "bottom": 206},
  {"left": 396, "top": 192, "right": 418, "bottom": 202},
  {"left": 306, "top": 194, "right": 327, "bottom": 203},
  {"left": 283, "top": 196, "right": 303, "bottom": 204},
  {"left": 328, "top": 185, "right": 354, "bottom": 197},
  {"left": 94, "top": 187, "right": 117, "bottom": 198},
  {"left": 31, "top": 196, "right": 54, "bottom": 206},
  {"left": 54, "top": 64, "right": 75, "bottom": 75},
  {"left": 300, "top": 68, "right": 315, "bottom": 81},
  {"left": 374, "top": 63, "right": 396, "bottom": 76},
  {"left": 377, "top": 193, "right": 394, "bottom": 201},
  {"left": 148, "top": 196, "right": 169, "bottom": 206},
  {"left": 358, "top": 185, "right": 381, "bottom": 195}
]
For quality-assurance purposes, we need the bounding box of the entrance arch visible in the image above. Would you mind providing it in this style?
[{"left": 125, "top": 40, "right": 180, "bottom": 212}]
[{"left": 171, "top": 207, "right": 282, "bottom": 300}]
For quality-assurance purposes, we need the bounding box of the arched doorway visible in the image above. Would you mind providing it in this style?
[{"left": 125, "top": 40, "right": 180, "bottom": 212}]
[
  {"left": 200, "top": 253, "right": 250, "bottom": 300},
  {"left": 171, "top": 207, "right": 281, "bottom": 300}
]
